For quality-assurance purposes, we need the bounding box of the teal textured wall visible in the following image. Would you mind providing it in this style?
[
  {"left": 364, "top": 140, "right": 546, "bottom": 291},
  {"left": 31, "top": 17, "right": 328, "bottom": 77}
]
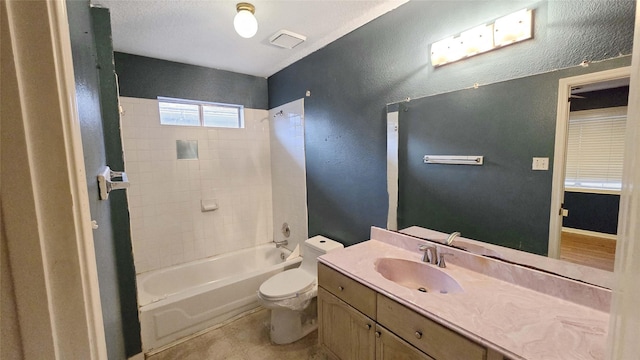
[
  {"left": 268, "top": 0, "right": 635, "bottom": 247},
  {"left": 114, "top": 52, "right": 268, "bottom": 109},
  {"left": 66, "top": 3, "right": 141, "bottom": 358}
]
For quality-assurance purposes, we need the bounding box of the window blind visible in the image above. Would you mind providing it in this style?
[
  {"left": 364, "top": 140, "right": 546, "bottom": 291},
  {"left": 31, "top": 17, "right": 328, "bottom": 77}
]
[{"left": 565, "top": 107, "right": 627, "bottom": 191}]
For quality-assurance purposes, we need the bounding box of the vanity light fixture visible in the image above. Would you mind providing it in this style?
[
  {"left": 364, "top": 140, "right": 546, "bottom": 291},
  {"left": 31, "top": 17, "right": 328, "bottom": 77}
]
[
  {"left": 234, "top": 2, "right": 258, "bottom": 39},
  {"left": 430, "top": 9, "right": 533, "bottom": 67}
]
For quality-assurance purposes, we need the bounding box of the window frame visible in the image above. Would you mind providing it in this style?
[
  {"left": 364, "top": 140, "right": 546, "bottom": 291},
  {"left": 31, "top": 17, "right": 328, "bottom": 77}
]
[{"left": 157, "top": 96, "right": 244, "bottom": 128}]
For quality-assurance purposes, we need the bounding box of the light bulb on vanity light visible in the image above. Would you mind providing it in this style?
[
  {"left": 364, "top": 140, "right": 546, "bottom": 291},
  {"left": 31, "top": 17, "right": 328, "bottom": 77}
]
[
  {"left": 460, "top": 24, "right": 494, "bottom": 56},
  {"left": 234, "top": 2, "right": 258, "bottom": 39},
  {"left": 494, "top": 9, "right": 533, "bottom": 46}
]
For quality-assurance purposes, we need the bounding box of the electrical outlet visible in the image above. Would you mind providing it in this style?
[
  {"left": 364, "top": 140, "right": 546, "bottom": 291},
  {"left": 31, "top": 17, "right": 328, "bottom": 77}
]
[{"left": 532, "top": 157, "right": 549, "bottom": 170}]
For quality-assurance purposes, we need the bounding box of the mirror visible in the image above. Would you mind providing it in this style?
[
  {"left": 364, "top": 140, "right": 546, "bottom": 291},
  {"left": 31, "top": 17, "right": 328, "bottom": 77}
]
[
  {"left": 386, "top": 58, "right": 631, "bottom": 286},
  {"left": 554, "top": 78, "right": 629, "bottom": 272}
]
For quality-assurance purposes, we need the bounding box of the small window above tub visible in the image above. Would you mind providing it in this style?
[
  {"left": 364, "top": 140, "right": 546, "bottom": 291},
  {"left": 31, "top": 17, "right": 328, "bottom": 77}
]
[{"left": 158, "top": 97, "right": 244, "bottom": 128}]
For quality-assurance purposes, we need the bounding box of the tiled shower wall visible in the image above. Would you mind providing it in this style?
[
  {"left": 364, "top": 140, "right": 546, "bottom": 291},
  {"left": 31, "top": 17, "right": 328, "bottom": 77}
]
[
  {"left": 269, "top": 99, "right": 308, "bottom": 253},
  {"left": 120, "top": 97, "right": 272, "bottom": 273}
]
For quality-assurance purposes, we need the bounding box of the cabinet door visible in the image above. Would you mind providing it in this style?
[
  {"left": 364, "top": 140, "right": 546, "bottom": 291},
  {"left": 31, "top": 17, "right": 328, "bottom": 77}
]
[
  {"left": 318, "top": 287, "right": 375, "bottom": 360},
  {"left": 375, "top": 325, "right": 434, "bottom": 360}
]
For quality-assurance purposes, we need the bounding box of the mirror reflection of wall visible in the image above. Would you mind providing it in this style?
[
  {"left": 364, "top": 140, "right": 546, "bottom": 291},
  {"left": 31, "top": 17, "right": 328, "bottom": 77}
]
[{"left": 388, "top": 56, "right": 630, "bottom": 271}]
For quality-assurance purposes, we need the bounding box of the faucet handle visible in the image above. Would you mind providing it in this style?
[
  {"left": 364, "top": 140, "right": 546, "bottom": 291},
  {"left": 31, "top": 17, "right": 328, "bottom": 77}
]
[
  {"left": 437, "top": 252, "right": 453, "bottom": 268},
  {"left": 418, "top": 244, "right": 435, "bottom": 263},
  {"left": 418, "top": 244, "right": 438, "bottom": 264}
]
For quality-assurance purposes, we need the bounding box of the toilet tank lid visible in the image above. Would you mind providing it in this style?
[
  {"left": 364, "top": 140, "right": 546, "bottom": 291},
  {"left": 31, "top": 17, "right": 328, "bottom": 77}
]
[{"left": 305, "top": 235, "right": 344, "bottom": 253}]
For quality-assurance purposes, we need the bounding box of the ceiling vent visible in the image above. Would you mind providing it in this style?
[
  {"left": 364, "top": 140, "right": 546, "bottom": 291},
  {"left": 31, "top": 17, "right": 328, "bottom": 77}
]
[{"left": 269, "top": 30, "right": 306, "bottom": 49}]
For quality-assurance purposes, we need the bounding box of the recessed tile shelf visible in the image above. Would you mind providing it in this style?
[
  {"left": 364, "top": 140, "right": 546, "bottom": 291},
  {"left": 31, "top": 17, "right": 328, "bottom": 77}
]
[{"left": 176, "top": 140, "right": 198, "bottom": 160}]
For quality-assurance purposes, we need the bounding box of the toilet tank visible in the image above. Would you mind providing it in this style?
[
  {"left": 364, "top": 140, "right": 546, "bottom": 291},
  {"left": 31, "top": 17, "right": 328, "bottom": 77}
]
[{"left": 300, "top": 235, "right": 343, "bottom": 277}]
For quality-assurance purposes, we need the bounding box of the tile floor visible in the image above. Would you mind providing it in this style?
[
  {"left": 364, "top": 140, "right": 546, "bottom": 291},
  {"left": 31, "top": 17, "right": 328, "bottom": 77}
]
[{"left": 147, "top": 308, "right": 323, "bottom": 360}]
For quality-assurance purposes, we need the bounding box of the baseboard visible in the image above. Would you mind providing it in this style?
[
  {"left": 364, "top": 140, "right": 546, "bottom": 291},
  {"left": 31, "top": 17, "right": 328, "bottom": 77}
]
[
  {"left": 562, "top": 227, "right": 617, "bottom": 240},
  {"left": 128, "top": 353, "right": 145, "bottom": 360}
]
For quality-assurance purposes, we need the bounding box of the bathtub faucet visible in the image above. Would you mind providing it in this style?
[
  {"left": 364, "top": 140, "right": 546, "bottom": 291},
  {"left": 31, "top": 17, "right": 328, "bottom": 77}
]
[{"left": 274, "top": 239, "right": 288, "bottom": 248}]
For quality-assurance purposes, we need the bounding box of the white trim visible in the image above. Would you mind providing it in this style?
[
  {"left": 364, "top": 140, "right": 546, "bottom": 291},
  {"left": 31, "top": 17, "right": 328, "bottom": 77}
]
[
  {"left": 386, "top": 111, "right": 399, "bottom": 231},
  {"left": 561, "top": 227, "right": 617, "bottom": 241},
  {"left": 548, "top": 66, "right": 630, "bottom": 259},
  {"left": 608, "top": 3, "right": 640, "bottom": 356}
]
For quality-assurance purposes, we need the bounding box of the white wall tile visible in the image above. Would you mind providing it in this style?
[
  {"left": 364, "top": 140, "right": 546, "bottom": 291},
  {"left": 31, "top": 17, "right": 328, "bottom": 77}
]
[{"left": 121, "top": 97, "right": 274, "bottom": 273}]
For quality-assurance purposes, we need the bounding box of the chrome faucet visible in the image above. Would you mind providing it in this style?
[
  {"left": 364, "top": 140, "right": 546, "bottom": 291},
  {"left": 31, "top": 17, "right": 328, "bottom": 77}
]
[
  {"left": 418, "top": 244, "right": 451, "bottom": 268},
  {"left": 418, "top": 244, "right": 438, "bottom": 265},
  {"left": 446, "top": 231, "right": 461, "bottom": 245},
  {"left": 274, "top": 239, "right": 288, "bottom": 248}
]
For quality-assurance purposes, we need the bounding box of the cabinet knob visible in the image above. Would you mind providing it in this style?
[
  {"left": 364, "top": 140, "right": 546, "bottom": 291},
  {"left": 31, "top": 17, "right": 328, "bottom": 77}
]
[
  {"left": 415, "top": 331, "right": 423, "bottom": 339},
  {"left": 365, "top": 324, "right": 372, "bottom": 330},
  {"left": 375, "top": 331, "right": 381, "bottom": 338},
  {"left": 338, "top": 286, "right": 344, "bottom": 291}
]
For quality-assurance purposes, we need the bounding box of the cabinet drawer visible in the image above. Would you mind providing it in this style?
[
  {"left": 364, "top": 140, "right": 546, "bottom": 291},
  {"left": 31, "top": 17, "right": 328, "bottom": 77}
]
[
  {"left": 318, "top": 263, "right": 377, "bottom": 319},
  {"left": 377, "top": 295, "right": 486, "bottom": 360}
]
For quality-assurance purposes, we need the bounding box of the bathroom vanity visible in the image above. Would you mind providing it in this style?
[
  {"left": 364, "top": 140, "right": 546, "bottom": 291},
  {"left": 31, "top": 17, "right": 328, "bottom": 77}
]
[
  {"left": 317, "top": 227, "right": 610, "bottom": 360},
  {"left": 318, "top": 263, "right": 503, "bottom": 360}
]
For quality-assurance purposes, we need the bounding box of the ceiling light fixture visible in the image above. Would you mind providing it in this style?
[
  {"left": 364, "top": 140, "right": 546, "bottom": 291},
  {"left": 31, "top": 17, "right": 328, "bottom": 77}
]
[{"left": 234, "top": 2, "right": 258, "bottom": 39}]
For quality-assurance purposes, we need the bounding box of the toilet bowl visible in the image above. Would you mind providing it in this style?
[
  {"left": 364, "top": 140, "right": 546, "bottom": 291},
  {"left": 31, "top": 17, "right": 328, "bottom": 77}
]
[{"left": 258, "top": 235, "right": 343, "bottom": 344}]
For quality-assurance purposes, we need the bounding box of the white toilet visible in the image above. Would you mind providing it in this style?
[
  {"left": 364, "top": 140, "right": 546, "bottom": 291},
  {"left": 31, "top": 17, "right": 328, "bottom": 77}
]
[{"left": 258, "top": 235, "right": 343, "bottom": 344}]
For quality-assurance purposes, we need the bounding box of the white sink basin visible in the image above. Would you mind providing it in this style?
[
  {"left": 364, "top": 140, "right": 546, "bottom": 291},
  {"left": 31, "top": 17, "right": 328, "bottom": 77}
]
[{"left": 374, "top": 258, "right": 464, "bottom": 294}]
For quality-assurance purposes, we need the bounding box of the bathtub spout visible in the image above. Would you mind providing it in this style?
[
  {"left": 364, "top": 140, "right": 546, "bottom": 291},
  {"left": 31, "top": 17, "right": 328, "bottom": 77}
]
[{"left": 274, "top": 239, "right": 288, "bottom": 248}]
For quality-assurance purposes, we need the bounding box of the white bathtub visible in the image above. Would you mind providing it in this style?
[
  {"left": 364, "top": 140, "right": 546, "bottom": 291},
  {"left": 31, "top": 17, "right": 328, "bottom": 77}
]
[{"left": 137, "top": 244, "right": 302, "bottom": 352}]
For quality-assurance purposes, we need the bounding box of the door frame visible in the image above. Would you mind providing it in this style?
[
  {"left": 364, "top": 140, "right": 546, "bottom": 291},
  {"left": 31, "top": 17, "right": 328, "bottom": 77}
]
[
  {"left": 2, "top": 0, "right": 107, "bottom": 358},
  {"left": 547, "top": 66, "right": 631, "bottom": 259}
]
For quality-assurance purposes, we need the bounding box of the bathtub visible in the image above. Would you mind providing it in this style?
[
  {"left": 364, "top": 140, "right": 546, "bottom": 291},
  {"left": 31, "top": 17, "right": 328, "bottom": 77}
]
[{"left": 137, "top": 244, "right": 302, "bottom": 352}]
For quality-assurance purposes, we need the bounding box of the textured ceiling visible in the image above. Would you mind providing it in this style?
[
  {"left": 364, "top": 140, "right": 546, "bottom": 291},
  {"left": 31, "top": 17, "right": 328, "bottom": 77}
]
[{"left": 95, "top": 0, "right": 408, "bottom": 78}]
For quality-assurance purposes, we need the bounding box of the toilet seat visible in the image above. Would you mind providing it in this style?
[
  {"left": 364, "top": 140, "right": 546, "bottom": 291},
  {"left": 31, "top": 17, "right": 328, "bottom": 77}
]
[{"left": 259, "top": 269, "right": 315, "bottom": 301}]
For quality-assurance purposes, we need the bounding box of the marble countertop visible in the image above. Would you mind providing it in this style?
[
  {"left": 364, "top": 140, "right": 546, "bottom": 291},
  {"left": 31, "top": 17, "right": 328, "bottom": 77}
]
[
  {"left": 318, "top": 229, "right": 610, "bottom": 360},
  {"left": 400, "top": 226, "right": 613, "bottom": 289}
]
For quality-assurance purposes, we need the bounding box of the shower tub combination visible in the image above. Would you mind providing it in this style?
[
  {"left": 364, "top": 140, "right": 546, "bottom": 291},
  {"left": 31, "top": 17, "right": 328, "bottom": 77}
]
[{"left": 137, "top": 244, "right": 301, "bottom": 352}]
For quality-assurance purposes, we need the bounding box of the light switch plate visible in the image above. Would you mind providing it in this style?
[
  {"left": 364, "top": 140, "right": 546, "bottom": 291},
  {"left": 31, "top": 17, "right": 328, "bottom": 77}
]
[{"left": 532, "top": 157, "right": 549, "bottom": 170}]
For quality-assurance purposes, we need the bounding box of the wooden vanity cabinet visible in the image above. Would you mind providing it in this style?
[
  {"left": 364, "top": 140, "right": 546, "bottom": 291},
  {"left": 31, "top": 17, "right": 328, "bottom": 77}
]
[
  {"left": 318, "top": 288, "right": 431, "bottom": 360},
  {"left": 318, "top": 287, "right": 375, "bottom": 360},
  {"left": 318, "top": 263, "right": 509, "bottom": 360}
]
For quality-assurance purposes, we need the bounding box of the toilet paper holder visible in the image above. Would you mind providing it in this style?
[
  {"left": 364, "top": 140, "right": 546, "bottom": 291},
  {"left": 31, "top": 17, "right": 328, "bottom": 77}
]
[{"left": 97, "top": 166, "right": 130, "bottom": 200}]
